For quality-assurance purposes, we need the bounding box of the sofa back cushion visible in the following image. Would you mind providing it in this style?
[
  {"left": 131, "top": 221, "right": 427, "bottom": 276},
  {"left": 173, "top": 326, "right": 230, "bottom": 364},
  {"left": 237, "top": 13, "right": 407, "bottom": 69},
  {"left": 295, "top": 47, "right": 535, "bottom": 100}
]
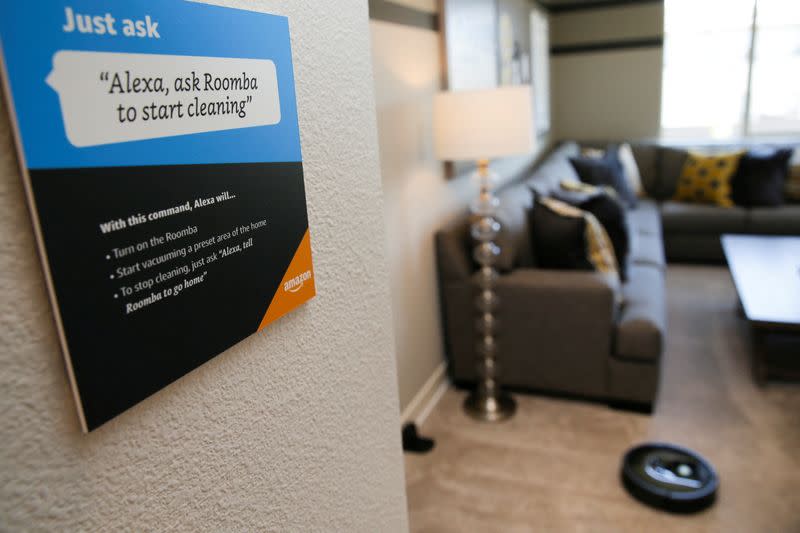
[
  {"left": 631, "top": 144, "right": 660, "bottom": 197},
  {"left": 526, "top": 141, "right": 581, "bottom": 196},
  {"left": 494, "top": 184, "right": 535, "bottom": 271},
  {"left": 788, "top": 150, "right": 800, "bottom": 202},
  {"left": 619, "top": 143, "right": 645, "bottom": 198},
  {"left": 435, "top": 220, "right": 472, "bottom": 283},
  {"left": 435, "top": 183, "right": 535, "bottom": 283},
  {"left": 654, "top": 141, "right": 800, "bottom": 200},
  {"left": 655, "top": 147, "right": 689, "bottom": 199}
]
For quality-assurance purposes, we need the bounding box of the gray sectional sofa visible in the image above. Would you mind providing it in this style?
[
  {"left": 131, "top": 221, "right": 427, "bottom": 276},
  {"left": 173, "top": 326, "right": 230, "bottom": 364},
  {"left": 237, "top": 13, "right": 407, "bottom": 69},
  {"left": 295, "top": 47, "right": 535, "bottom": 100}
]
[
  {"left": 435, "top": 140, "right": 799, "bottom": 410},
  {"left": 588, "top": 141, "right": 800, "bottom": 262}
]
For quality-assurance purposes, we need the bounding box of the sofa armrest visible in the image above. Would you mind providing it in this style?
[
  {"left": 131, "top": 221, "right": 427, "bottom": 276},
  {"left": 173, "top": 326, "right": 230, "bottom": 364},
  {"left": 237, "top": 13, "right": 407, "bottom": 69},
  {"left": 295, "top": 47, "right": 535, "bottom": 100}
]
[
  {"left": 493, "top": 268, "right": 617, "bottom": 343},
  {"left": 435, "top": 224, "right": 472, "bottom": 283},
  {"left": 486, "top": 268, "right": 618, "bottom": 397},
  {"left": 494, "top": 268, "right": 618, "bottom": 302}
]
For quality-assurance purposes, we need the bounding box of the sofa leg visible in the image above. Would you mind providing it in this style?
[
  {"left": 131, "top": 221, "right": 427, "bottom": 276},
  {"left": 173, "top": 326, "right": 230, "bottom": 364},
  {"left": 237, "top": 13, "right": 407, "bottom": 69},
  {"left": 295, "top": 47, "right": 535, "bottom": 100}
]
[{"left": 608, "top": 400, "right": 654, "bottom": 415}]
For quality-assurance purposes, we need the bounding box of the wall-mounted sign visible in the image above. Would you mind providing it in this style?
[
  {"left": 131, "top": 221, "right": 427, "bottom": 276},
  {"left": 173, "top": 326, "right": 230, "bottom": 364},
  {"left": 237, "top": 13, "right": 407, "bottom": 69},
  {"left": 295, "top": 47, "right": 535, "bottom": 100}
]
[{"left": 0, "top": 1, "right": 316, "bottom": 431}]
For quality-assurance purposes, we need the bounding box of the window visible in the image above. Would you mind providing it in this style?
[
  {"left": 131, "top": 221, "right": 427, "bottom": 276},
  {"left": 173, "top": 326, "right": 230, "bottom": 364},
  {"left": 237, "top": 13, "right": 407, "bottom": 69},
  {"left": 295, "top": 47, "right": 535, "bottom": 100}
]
[
  {"left": 661, "top": 0, "right": 800, "bottom": 139},
  {"left": 530, "top": 6, "right": 550, "bottom": 135}
]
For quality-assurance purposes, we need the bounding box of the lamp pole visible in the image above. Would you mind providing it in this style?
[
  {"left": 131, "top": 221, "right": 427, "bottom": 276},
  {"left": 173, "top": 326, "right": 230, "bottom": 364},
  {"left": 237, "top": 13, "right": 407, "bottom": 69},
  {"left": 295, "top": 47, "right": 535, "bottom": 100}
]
[{"left": 463, "top": 159, "right": 517, "bottom": 422}]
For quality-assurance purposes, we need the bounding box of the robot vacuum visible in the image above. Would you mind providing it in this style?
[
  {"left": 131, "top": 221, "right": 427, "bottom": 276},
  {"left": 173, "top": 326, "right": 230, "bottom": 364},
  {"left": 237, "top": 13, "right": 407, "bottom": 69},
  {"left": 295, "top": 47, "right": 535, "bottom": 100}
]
[{"left": 621, "top": 442, "right": 718, "bottom": 513}]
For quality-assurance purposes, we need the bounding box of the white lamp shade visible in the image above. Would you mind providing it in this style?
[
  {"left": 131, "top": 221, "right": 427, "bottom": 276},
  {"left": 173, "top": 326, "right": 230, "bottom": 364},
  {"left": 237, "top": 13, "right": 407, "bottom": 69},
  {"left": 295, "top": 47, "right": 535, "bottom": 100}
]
[{"left": 434, "top": 85, "right": 535, "bottom": 161}]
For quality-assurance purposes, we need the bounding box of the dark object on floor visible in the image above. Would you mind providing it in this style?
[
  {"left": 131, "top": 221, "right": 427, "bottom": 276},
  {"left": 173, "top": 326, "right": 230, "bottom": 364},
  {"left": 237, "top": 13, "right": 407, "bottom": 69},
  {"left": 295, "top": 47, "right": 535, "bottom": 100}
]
[
  {"left": 402, "top": 423, "right": 435, "bottom": 454},
  {"left": 621, "top": 442, "right": 718, "bottom": 513}
]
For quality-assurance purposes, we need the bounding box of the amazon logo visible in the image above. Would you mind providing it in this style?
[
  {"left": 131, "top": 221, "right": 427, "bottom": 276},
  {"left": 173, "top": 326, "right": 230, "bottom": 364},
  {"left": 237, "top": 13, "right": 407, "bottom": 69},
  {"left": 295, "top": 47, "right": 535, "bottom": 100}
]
[{"left": 283, "top": 270, "right": 312, "bottom": 293}]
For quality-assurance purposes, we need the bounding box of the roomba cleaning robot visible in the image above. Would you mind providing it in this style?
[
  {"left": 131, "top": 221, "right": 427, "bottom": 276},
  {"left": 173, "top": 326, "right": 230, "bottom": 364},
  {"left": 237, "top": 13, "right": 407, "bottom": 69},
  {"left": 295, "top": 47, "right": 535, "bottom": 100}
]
[{"left": 621, "top": 443, "right": 718, "bottom": 513}]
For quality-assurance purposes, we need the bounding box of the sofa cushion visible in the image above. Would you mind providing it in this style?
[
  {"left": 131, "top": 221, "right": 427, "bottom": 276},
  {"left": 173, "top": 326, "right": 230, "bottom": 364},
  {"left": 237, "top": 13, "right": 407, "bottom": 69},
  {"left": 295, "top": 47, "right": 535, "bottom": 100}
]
[
  {"left": 655, "top": 147, "right": 689, "bottom": 199},
  {"left": 627, "top": 198, "right": 661, "bottom": 236},
  {"left": 748, "top": 205, "right": 800, "bottom": 235},
  {"left": 787, "top": 154, "right": 800, "bottom": 202},
  {"left": 663, "top": 234, "right": 727, "bottom": 263},
  {"left": 660, "top": 201, "right": 748, "bottom": 234},
  {"left": 616, "top": 265, "right": 666, "bottom": 362},
  {"left": 491, "top": 269, "right": 617, "bottom": 398},
  {"left": 551, "top": 140, "right": 582, "bottom": 160},
  {"left": 632, "top": 144, "right": 660, "bottom": 198},
  {"left": 731, "top": 147, "right": 793, "bottom": 207},
  {"left": 527, "top": 141, "right": 581, "bottom": 196},
  {"left": 607, "top": 356, "right": 660, "bottom": 405},
  {"left": 629, "top": 232, "right": 665, "bottom": 271},
  {"left": 435, "top": 222, "right": 472, "bottom": 283}
]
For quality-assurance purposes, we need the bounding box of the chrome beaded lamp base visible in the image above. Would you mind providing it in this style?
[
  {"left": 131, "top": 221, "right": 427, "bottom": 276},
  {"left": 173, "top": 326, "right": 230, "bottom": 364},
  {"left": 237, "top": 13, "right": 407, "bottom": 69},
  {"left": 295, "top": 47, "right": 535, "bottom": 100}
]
[
  {"left": 464, "top": 389, "right": 517, "bottom": 422},
  {"left": 464, "top": 159, "right": 516, "bottom": 423}
]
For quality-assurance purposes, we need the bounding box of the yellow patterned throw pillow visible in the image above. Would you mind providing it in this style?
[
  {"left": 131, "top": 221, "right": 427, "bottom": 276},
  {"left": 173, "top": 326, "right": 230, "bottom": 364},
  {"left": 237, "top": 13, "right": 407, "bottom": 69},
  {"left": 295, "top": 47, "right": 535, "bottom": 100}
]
[
  {"left": 560, "top": 179, "right": 618, "bottom": 199},
  {"left": 673, "top": 151, "right": 744, "bottom": 207}
]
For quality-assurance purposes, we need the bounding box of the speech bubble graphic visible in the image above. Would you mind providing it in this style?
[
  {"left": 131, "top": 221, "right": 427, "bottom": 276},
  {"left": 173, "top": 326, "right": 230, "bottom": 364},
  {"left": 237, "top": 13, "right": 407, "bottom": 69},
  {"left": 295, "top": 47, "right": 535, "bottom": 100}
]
[{"left": 46, "top": 51, "right": 281, "bottom": 148}]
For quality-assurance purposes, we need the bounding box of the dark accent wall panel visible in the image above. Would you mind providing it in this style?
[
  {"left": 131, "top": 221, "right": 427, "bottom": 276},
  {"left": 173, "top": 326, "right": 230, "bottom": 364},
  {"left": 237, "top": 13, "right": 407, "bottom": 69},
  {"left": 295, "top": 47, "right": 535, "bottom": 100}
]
[
  {"left": 545, "top": 0, "right": 663, "bottom": 13},
  {"left": 551, "top": 37, "right": 663, "bottom": 55}
]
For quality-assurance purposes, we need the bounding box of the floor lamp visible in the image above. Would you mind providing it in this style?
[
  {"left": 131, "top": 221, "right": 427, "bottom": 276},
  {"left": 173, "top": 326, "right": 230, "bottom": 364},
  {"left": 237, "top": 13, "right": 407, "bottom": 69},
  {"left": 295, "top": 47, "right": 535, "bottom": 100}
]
[{"left": 434, "top": 85, "right": 535, "bottom": 422}]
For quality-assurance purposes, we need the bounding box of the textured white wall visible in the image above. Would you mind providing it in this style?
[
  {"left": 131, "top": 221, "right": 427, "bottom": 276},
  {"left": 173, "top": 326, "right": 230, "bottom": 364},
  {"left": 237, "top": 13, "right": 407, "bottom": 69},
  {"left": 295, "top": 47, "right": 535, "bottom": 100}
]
[
  {"left": 0, "top": 1, "right": 409, "bottom": 531},
  {"left": 371, "top": 20, "right": 453, "bottom": 411}
]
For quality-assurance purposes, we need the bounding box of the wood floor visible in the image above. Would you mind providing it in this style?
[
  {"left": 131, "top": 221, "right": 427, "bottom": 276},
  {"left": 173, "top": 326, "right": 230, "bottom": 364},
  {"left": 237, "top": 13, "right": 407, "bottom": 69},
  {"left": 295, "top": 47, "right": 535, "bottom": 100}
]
[{"left": 405, "top": 265, "right": 800, "bottom": 532}]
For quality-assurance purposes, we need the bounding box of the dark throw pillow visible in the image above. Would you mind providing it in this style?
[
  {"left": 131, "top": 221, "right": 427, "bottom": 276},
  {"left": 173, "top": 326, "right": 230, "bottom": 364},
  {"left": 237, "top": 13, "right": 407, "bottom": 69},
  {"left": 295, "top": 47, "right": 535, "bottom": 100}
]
[
  {"left": 529, "top": 197, "right": 623, "bottom": 302},
  {"left": 578, "top": 193, "right": 630, "bottom": 282},
  {"left": 570, "top": 147, "right": 637, "bottom": 209},
  {"left": 530, "top": 197, "right": 592, "bottom": 271},
  {"left": 549, "top": 181, "right": 630, "bottom": 281},
  {"left": 731, "top": 148, "right": 793, "bottom": 207}
]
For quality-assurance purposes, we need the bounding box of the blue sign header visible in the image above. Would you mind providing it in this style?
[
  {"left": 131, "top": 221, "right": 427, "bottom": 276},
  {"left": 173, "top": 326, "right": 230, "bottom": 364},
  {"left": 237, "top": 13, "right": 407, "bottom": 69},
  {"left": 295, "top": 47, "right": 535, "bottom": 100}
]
[{"left": 0, "top": 0, "right": 302, "bottom": 169}]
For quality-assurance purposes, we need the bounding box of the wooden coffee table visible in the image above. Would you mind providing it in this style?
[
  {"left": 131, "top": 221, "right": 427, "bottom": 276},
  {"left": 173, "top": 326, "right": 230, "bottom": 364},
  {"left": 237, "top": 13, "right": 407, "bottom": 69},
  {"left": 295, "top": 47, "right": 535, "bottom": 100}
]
[{"left": 721, "top": 234, "right": 800, "bottom": 384}]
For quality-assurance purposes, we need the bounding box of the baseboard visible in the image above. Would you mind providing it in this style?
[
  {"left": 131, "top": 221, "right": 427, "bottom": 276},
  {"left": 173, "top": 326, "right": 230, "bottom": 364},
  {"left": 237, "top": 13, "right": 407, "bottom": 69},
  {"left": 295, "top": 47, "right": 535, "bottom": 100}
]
[{"left": 401, "top": 361, "right": 449, "bottom": 426}]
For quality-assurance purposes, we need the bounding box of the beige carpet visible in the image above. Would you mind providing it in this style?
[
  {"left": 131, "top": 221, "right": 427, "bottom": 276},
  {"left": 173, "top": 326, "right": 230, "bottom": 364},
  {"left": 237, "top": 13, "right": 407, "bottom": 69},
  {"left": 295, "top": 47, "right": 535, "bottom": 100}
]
[{"left": 405, "top": 265, "right": 800, "bottom": 532}]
